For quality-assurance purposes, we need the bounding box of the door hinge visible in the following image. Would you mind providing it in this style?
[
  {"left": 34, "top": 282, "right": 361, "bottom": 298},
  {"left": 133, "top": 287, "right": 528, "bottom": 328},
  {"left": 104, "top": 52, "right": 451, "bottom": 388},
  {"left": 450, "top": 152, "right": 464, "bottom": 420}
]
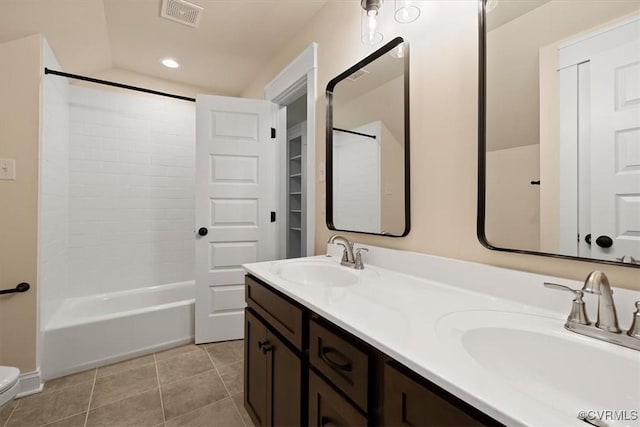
[
  {"left": 270, "top": 128, "right": 276, "bottom": 139},
  {"left": 270, "top": 211, "right": 276, "bottom": 222}
]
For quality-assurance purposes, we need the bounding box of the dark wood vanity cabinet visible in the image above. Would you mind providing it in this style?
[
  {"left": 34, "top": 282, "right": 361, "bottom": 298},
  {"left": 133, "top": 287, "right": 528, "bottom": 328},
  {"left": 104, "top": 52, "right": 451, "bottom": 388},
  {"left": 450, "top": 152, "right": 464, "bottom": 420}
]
[
  {"left": 244, "top": 277, "right": 304, "bottom": 427},
  {"left": 244, "top": 274, "right": 500, "bottom": 427}
]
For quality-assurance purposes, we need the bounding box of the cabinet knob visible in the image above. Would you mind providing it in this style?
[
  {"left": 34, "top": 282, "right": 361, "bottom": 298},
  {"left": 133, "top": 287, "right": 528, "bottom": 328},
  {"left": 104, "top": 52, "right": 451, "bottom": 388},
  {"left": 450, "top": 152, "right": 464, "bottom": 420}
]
[{"left": 262, "top": 344, "right": 273, "bottom": 355}]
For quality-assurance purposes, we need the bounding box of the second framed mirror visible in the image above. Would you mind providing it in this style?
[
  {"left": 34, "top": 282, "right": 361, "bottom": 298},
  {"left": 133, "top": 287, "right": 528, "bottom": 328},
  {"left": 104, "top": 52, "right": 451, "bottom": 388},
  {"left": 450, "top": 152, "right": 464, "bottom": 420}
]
[{"left": 326, "top": 37, "right": 410, "bottom": 237}]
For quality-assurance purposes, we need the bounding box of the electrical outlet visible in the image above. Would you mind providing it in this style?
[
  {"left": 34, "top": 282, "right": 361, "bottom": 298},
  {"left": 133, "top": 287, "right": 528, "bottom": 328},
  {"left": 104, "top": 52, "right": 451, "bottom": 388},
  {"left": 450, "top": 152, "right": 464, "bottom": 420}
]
[{"left": 0, "top": 158, "right": 16, "bottom": 180}]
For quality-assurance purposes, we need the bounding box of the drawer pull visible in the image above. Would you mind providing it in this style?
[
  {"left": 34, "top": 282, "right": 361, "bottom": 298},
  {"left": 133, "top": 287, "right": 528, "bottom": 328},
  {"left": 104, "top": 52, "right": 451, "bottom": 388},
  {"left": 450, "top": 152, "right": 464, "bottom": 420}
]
[
  {"left": 320, "top": 347, "right": 352, "bottom": 372},
  {"left": 321, "top": 416, "right": 339, "bottom": 427}
]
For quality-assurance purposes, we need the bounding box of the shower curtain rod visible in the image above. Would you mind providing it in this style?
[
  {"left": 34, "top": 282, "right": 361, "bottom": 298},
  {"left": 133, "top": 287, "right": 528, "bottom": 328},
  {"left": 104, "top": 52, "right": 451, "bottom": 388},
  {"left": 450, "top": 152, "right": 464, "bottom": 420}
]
[
  {"left": 333, "top": 127, "right": 377, "bottom": 139},
  {"left": 44, "top": 68, "right": 196, "bottom": 103}
]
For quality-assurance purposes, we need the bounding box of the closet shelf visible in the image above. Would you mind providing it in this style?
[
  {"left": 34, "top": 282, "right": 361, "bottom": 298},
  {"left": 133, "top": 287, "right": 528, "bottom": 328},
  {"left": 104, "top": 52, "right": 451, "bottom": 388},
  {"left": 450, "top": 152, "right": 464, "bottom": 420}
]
[
  {"left": 290, "top": 173, "right": 302, "bottom": 178},
  {"left": 290, "top": 155, "right": 303, "bottom": 160}
]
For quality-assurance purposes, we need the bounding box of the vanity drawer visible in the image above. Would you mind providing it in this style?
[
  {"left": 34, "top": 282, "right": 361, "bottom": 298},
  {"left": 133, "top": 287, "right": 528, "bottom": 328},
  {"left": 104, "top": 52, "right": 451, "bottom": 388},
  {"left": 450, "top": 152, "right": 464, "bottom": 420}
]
[
  {"left": 309, "top": 317, "right": 370, "bottom": 412},
  {"left": 245, "top": 275, "right": 303, "bottom": 351},
  {"left": 309, "top": 369, "right": 367, "bottom": 427}
]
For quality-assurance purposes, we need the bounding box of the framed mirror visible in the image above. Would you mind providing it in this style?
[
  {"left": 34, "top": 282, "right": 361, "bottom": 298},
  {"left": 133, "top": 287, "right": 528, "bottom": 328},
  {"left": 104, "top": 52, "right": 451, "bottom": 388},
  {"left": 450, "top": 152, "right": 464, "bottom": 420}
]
[
  {"left": 326, "top": 37, "right": 410, "bottom": 237},
  {"left": 478, "top": 0, "right": 640, "bottom": 267}
]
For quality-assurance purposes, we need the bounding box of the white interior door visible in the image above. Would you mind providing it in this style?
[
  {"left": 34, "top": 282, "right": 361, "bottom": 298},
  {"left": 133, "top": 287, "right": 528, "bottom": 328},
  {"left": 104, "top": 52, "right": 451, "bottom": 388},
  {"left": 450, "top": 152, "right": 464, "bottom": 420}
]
[
  {"left": 195, "top": 95, "right": 278, "bottom": 344},
  {"left": 590, "top": 40, "right": 640, "bottom": 261}
]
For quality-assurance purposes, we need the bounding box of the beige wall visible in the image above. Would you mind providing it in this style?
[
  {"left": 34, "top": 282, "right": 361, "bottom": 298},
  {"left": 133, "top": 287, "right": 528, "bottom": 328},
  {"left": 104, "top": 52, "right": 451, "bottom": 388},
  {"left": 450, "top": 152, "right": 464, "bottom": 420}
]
[
  {"left": 539, "top": 42, "right": 560, "bottom": 254},
  {"left": 334, "top": 75, "right": 404, "bottom": 144},
  {"left": 77, "top": 67, "right": 219, "bottom": 98},
  {"left": 243, "top": 1, "right": 640, "bottom": 290},
  {"left": 486, "top": 144, "right": 540, "bottom": 251},
  {"left": 379, "top": 123, "right": 405, "bottom": 235},
  {"left": 0, "top": 35, "right": 42, "bottom": 372}
]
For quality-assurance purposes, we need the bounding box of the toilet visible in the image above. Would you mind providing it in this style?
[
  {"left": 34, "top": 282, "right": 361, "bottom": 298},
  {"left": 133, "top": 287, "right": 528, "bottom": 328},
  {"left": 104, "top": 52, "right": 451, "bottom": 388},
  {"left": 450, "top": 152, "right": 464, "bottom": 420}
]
[{"left": 0, "top": 366, "right": 20, "bottom": 410}]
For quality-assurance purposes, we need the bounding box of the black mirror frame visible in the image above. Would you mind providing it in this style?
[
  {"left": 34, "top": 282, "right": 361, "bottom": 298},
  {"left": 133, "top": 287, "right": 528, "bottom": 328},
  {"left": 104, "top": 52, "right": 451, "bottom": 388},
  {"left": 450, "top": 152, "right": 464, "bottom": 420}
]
[
  {"left": 325, "top": 36, "right": 411, "bottom": 237},
  {"left": 476, "top": 0, "right": 638, "bottom": 268}
]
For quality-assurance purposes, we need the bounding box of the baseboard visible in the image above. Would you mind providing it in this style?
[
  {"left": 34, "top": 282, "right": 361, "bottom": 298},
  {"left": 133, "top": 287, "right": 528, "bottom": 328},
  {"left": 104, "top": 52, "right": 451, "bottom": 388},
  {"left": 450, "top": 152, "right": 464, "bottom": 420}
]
[{"left": 16, "top": 369, "right": 43, "bottom": 397}]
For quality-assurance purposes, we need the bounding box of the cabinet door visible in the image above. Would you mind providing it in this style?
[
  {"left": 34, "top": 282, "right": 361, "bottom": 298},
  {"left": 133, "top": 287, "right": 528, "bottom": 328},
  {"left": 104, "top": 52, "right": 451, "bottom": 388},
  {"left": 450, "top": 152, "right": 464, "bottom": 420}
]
[
  {"left": 245, "top": 309, "right": 268, "bottom": 426},
  {"left": 384, "top": 363, "right": 497, "bottom": 427},
  {"left": 309, "top": 370, "right": 367, "bottom": 427},
  {"left": 267, "top": 330, "right": 302, "bottom": 427}
]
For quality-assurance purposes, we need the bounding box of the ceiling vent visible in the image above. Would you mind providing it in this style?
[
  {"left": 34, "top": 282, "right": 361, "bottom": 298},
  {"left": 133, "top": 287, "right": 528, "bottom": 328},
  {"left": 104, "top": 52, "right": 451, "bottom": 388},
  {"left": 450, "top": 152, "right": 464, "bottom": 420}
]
[
  {"left": 160, "top": 0, "right": 204, "bottom": 28},
  {"left": 347, "top": 68, "right": 369, "bottom": 82}
]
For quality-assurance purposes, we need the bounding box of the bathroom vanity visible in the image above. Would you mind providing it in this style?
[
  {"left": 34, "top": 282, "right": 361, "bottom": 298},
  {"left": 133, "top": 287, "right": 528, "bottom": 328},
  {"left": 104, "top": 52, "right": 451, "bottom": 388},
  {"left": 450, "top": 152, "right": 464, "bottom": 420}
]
[
  {"left": 243, "top": 245, "right": 640, "bottom": 427},
  {"left": 243, "top": 274, "right": 496, "bottom": 426}
]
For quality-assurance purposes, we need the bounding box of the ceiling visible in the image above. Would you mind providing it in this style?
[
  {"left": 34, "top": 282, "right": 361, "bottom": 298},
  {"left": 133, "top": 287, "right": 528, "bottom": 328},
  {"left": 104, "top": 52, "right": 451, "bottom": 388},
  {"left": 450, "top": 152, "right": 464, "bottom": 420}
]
[
  {"left": 486, "top": 0, "right": 552, "bottom": 31},
  {"left": 0, "top": 0, "right": 328, "bottom": 95}
]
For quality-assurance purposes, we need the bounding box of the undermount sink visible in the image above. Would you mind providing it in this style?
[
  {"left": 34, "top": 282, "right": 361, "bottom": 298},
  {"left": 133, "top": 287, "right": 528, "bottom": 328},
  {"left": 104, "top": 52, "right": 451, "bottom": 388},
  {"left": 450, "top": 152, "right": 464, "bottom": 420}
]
[
  {"left": 436, "top": 310, "right": 640, "bottom": 424},
  {"left": 270, "top": 258, "right": 360, "bottom": 287}
]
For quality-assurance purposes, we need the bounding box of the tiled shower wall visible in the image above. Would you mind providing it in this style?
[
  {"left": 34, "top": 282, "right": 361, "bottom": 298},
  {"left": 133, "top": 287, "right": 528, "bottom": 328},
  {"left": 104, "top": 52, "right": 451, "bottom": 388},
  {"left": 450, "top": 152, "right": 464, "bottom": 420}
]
[
  {"left": 39, "top": 42, "right": 70, "bottom": 327},
  {"left": 333, "top": 121, "right": 380, "bottom": 233},
  {"left": 67, "top": 86, "right": 195, "bottom": 296}
]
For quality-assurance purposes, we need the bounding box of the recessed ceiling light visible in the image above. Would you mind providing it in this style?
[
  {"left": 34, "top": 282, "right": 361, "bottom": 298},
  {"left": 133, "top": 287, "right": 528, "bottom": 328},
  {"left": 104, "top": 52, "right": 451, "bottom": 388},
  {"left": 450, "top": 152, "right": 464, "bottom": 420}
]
[{"left": 161, "top": 58, "right": 180, "bottom": 68}]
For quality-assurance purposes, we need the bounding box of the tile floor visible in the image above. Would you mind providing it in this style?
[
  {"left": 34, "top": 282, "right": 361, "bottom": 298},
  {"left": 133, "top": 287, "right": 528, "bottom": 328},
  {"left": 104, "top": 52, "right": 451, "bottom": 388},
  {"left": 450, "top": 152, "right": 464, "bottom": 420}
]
[{"left": 0, "top": 341, "right": 254, "bottom": 427}]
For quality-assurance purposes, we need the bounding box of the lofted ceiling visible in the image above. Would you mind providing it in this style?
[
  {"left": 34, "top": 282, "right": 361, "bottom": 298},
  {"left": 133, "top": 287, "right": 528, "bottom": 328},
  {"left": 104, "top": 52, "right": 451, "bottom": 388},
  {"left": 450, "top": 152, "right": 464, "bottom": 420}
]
[
  {"left": 486, "top": 0, "right": 552, "bottom": 31},
  {"left": 0, "top": 0, "right": 328, "bottom": 95}
]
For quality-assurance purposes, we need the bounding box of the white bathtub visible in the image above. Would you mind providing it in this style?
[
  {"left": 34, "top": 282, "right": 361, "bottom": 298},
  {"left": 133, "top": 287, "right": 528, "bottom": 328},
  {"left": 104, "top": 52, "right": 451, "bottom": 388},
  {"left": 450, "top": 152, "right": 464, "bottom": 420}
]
[{"left": 42, "top": 281, "right": 195, "bottom": 380}]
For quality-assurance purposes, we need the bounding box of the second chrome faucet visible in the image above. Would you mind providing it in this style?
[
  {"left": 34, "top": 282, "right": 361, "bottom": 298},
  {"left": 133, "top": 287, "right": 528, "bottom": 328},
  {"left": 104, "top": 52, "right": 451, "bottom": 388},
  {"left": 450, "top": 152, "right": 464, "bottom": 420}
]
[{"left": 545, "top": 271, "right": 640, "bottom": 351}]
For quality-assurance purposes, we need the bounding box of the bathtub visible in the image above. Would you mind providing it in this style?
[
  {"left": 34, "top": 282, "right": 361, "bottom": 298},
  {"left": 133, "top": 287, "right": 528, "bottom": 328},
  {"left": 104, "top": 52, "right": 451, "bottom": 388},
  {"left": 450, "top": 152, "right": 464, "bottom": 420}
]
[{"left": 42, "top": 281, "right": 195, "bottom": 380}]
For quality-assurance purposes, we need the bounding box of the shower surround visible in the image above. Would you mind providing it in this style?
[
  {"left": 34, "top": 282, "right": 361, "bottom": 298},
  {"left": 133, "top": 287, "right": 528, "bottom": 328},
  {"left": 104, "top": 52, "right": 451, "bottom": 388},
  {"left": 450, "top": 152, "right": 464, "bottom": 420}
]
[{"left": 40, "top": 78, "right": 197, "bottom": 379}]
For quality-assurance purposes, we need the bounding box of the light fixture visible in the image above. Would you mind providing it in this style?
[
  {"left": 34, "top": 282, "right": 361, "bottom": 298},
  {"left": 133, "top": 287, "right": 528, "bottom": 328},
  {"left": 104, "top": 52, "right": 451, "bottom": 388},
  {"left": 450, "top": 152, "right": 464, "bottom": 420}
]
[
  {"left": 394, "top": 0, "right": 420, "bottom": 24},
  {"left": 161, "top": 58, "right": 180, "bottom": 69},
  {"left": 361, "top": 0, "right": 384, "bottom": 45},
  {"left": 360, "top": 0, "right": 421, "bottom": 45}
]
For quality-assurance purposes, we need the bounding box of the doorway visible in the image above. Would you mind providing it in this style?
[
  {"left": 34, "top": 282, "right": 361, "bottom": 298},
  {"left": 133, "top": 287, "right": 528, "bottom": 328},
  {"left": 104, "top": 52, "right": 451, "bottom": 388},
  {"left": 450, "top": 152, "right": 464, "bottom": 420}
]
[{"left": 265, "top": 43, "right": 317, "bottom": 260}]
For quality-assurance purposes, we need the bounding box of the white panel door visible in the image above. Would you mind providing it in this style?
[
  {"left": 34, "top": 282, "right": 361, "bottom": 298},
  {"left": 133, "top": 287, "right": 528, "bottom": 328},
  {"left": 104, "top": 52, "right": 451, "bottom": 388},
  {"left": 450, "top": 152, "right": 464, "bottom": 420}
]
[
  {"left": 195, "top": 95, "right": 278, "bottom": 343},
  {"left": 590, "top": 40, "right": 640, "bottom": 261}
]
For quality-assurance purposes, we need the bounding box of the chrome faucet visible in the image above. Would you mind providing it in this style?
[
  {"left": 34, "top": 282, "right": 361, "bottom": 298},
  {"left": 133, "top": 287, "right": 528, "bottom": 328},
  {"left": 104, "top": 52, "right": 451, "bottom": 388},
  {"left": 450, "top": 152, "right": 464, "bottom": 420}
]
[
  {"left": 327, "top": 234, "right": 367, "bottom": 269},
  {"left": 545, "top": 271, "right": 639, "bottom": 351}
]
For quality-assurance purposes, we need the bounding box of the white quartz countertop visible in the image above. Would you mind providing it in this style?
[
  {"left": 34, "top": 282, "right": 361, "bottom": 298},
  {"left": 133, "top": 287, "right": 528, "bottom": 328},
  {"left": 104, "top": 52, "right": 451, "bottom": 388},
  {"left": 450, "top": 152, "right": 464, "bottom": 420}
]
[{"left": 243, "top": 245, "right": 640, "bottom": 427}]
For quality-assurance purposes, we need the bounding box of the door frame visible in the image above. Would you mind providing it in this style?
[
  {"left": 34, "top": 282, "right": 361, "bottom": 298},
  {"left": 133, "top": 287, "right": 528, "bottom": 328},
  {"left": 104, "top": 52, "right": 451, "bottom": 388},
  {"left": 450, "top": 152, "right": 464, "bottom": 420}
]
[{"left": 264, "top": 43, "right": 317, "bottom": 258}]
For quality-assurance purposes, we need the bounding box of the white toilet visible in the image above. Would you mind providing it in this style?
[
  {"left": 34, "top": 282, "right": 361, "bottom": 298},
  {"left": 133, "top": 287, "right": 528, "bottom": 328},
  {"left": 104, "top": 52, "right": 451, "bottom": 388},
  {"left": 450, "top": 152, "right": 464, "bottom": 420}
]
[{"left": 0, "top": 366, "right": 20, "bottom": 410}]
